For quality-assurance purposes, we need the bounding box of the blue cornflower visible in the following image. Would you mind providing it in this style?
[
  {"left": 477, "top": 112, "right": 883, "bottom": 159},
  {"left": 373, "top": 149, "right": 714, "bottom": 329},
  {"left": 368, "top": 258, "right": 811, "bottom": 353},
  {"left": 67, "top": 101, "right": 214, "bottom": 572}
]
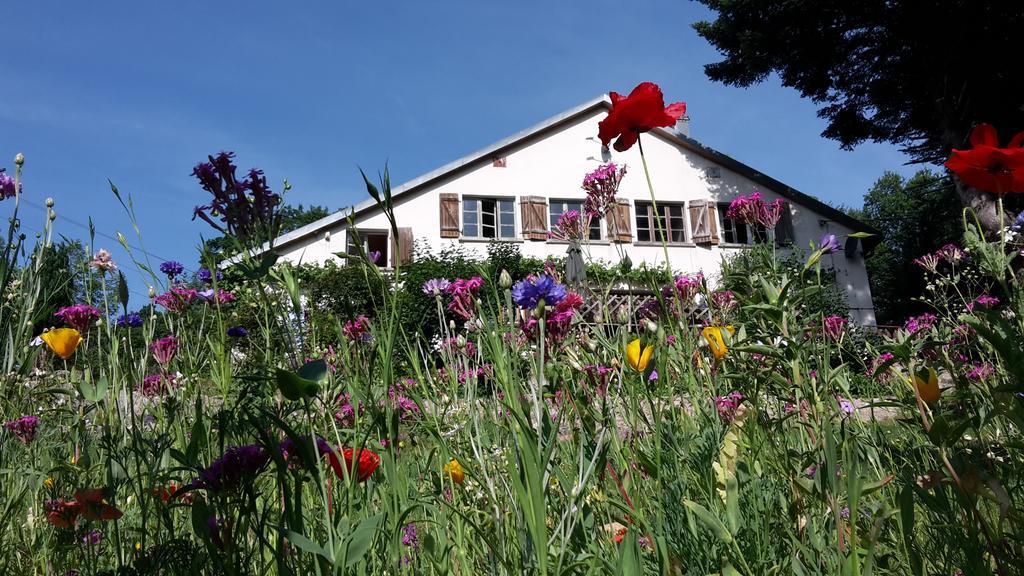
[
  {"left": 511, "top": 274, "right": 567, "bottom": 309},
  {"left": 198, "top": 267, "right": 223, "bottom": 284},
  {"left": 159, "top": 261, "right": 184, "bottom": 279},
  {"left": 227, "top": 326, "right": 248, "bottom": 338},
  {"left": 115, "top": 313, "right": 144, "bottom": 328}
]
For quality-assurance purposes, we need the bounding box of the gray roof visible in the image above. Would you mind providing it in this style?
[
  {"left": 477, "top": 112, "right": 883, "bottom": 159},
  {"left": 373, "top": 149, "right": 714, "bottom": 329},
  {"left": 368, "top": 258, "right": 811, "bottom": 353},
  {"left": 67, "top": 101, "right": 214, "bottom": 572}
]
[{"left": 261, "top": 94, "right": 878, "bottom": 255}]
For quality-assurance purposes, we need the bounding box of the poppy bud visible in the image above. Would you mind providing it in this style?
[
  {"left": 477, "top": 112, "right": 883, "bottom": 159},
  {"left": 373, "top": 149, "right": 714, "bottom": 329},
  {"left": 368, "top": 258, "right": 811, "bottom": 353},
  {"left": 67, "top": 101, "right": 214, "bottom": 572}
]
[
  {"left": 14, "top": 153, "right": 24, "bottom": 166},
  {"left": 499, "top": 269, "right": 512, "bottom": 289},
  {"left": 645, "top": 320, "right": 658, "bottom": 334},
  {"left": 49, "top": 211, "right": 57, "bottom": 221},
  {"left": 456, "top": 335, "right": 467, "bottom": 349},
  {"left": 148, "top": 286, "right": 157, "bottom": 298},
  {"left": 45, "top": 197, "right": 55, "bottom": 208}
]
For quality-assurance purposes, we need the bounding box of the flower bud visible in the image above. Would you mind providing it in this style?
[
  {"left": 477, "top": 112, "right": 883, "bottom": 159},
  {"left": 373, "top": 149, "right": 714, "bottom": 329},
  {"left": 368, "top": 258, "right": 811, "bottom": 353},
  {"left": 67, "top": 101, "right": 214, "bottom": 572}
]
[
  {"left": 148, "top": 286, "right": 157, "bottom": 298},
  {"left": 14, "top": 153, "right": 24, "bottom": 166},
  {"left": 645, "top": 320, "right": 658, "bottom": 334},
  {"left": 615, "top": 307, "right": 630, "bottom": 325},
  {"left": 456, "top": 335, "right": 467, "bottom": 349},
  {"left": 48, "top": 211, "right": 57, "bottom": 221},
  {"left": 45, "top": 197, "right": 55, "bottom": 208},
  {"left": 448, "top": 320, "right": 456, "bottom": 331},
  {"left": 499, "top": 269, "right": 512, "bottom": 289}
]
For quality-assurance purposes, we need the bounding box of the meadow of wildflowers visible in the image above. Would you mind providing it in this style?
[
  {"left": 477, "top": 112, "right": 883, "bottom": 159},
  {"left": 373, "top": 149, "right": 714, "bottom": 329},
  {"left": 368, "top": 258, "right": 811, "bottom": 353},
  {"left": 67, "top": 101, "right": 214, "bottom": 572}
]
[{"left": 2, "top": 92, "right": 1024, "bottom": 575}]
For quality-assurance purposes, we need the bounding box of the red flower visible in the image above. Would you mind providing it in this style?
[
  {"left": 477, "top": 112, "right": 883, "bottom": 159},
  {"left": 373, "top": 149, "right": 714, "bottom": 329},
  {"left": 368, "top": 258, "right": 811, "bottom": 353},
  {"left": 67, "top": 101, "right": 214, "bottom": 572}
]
[
  {"left": 598, "top": 82, "right": 686, "bottom": 152},
  {"left": 945, "top": 123, "right": 1024, "bottom": 194},
  {"left": 44, "top": 498, "right": 82, "bottom": 529},
  {"left": 341, "top": 447, "right": 380, "bottom": 482},
  {"left": 75, "top": 488, "right": 124, "bottom": 521}
]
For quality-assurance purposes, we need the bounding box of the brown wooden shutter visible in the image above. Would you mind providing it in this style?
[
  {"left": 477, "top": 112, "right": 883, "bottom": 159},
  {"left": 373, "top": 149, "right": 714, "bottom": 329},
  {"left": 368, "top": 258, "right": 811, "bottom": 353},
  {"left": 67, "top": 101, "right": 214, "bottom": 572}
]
[
  {"left": 391, "top": 227, "right": 413, "bottom": 267},
  {"left": 689, "top": 200, "right": 720, "bottom": 246},
  {"left": 706, "top": 203, "right": 720, "bottom": 245},
  {"left": 439, "top": 193, "right": 460, "bottom": 238},
  {"left": 774, "top": 201, "right": 794, "bottom": 247},
  {"left": 610, "top": 199, "right": 632, "bottom": 242},
  {"left": 521, "top": 196, "right": 549, "bottom": 241}
]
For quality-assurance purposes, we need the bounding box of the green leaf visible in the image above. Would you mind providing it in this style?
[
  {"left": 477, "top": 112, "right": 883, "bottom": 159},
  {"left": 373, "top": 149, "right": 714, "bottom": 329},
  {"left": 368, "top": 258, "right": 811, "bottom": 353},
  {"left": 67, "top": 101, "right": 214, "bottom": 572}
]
[
  {"left": 285, "top": 530, "right": 332, "bottom": 562},
  {"left": 78, "top": 377, "right": 108, "bottom": 403},
  {"left": 275, "top": 368, "right": 320, "bottom": 401},
  {"left": 927, "top": 414, "right": 971, "bottom": 447},
  {"left": 297, "top": 359, "right": 328, "bottom": 383},
  {"left": 117, "top": 271, "right": 129, "bottom": 312},
  {"left": 683, "top": 500, "right": 733, "bottom": 543},
  {"left": 345, "top": 513, "right": 383, "bottom": 568},
  {"left": 848, "top": 231, "right": 874, "bottom": 239},
  {"left": 243, "top": 253, "right": 278, "bottom": 280}
]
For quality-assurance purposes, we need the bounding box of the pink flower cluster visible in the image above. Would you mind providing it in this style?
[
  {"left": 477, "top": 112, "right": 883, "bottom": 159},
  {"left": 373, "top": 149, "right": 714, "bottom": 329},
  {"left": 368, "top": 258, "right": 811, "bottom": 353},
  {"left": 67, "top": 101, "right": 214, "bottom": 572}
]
[
  {"left": 711, "top": 290, "right": 737, "bottom": 312},
  {"left": 871, "top": 352, "right": 895, "bottom": 382},
  {"left": 4, "top": 415, "right": 39, "bottom": 444},
  {"left": 199, "top": 288, "right": 237, "bottom": 304},
  {"left": 725, "top": 191, "right": 785, "bottom": 228},
  {"left": 55, "top": 304, "right": 102, "bottom": 332},
  {"left": 387, "top": 378, "right": 420, "bottom": 421},
  {"left": 913, "top": 244, "right": 968, "bottom": 272},
  {"left": 343, "top": 316, "right": 372, "bottom": 342},
  {"left": 713, "top": 391, "right": 744, "bottom": 423},
  {"left": 334, "top": 392, "right": 363, "bottom": 427},
  {"left": 581, "top": 163, "right": 627, "bottom": 218},
  {"left": 904, "top": 313, "right": 938, "bottom": 335},
  {"left": 967, "top": 294, "right": 999, "bottom": 312},
  {"left": 519, "top": 291, "right": 583, "bottom": 348},
  {"left": 150, "top": 335, "right": 178, "bottom": 365},
  {"left": 822, "top": 315, "right": 848, "bottom": 342},
  {"left": 446, "top": 277, "right": 484, "bottom": 320},
  {"left": 154, "top": 285, "right": 199, "bottom": 312},
  {"left": 548, "top": 210, "right": 585, "bottom": 241},
  {"left": 967, "top": 362, "right": 994, "bottom": 382},
  {"left": 673, "top": 273, "right": 703, "bottom": 301},
  {"left": 139, "top": 373, "right": 176, "bottom": 396}
]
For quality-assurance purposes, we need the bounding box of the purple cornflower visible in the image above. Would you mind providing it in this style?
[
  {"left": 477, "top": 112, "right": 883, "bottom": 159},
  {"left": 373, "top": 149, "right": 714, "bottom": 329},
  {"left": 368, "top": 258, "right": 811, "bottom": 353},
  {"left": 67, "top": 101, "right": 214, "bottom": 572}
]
[
  {"left": 55, "top": 304, "right": 101, "bottom": 332},
  {"left": 4, "top": 415, "right": 39, "bottom": 444},
  {"left": 822, "top": 315, "right": 848, "bottom": 342},
  {"left": 196, "top": 444, "right": 270, "bottom": 493},
  {"left": 446, "top": 277, "right": 485, "bottom": 320},
  {"left": 198, "top": 267, "right": 222, "bottom": 284},
  {"left": 192, "top": 151, "right": 282, "bottom": 242},
  {"left": 581, "top": 163, "right": 627, "bottom": 218},
  {"left": 150, "top": 335, "right": 178, "bottom": 365},
  {"left": 422, "top": 278, "right": 451, "bottom": 296},
  {"left": 159, "top": 261, "right": 184, "bottom": 279},
  {"left": 967, "top": 294, "right": 1000, "bottom": 312},
  {"left": 115, "top": 313, "right": 143, "bottom": 328},
  {"left": 227, "top": 326, "right": 248, "bottom": 338},
  {"left": 904, "top": 313, "right": 938, "bottom": 335},
  {"left": 511, "top": 274, "right": 567, "bottom": 309},
  {"left": 0, "top": 169, "right": 21, "bottom": 200},
  {"left": 819, "top": 234, "right": 841, "bottom": 254},
  {"left": 713, "top": 391, "right": 744, "bottom": 423}
]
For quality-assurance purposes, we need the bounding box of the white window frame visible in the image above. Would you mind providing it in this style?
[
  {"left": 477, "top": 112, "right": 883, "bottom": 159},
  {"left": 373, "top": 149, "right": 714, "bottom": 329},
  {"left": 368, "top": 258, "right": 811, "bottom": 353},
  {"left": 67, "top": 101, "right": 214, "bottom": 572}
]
[
  {"left": 549, "top": 199, "right": 603, "bottom": 241},
  {"left": 716, "top": 203, "right": 767, "bottom": 245},
  {"left": 462, "top": 197, "right": 516, "bottom": 240},
  {"left": 635, "top": 201, "right": 688, "bottom": 244}
]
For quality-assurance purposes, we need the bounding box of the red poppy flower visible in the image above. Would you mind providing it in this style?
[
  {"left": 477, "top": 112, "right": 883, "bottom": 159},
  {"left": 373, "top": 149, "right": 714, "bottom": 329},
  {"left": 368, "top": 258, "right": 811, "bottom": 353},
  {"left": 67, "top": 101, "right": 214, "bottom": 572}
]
[
  {"left": 75, "top": 488, "right": 124, "bottom": 521},
  {"left": 44, "top": 498, "right": 82, "bottom": 529},
  {"left": 341, "top": 447, "right": 380, "bottom": 482},
  {"left": 945, "top": 123, "right": 1024, "bottom": 194},
  {"left": 598, "top": 82, "right": 686, "bottom": 152}
]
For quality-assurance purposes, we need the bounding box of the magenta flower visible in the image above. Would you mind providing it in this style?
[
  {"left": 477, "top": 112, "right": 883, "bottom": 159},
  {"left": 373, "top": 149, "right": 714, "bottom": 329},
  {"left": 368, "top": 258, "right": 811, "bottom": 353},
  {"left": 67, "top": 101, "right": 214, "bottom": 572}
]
[
  {"left": 139, "top": 373, "right": 175, "bottom": 396},
  {"left": 55, "top": 304, "right": 102, "bottom": 332},
  {"left": 195, "top": 444, "right": 270, "bottom": 493},
  {"left": 967, "top": 362, "right": 994, "bottom": 382},
  {"left": 199, "top": 288, "right": 237, "bottom": 304},
  {"left": 822, "top": 315, "right": 848, "bottom": 342},
  {"left": 154, "top": 285, "right": 199, "bottom": 312},
  {"left": 0, "top": 169, "right": 21, "bottom": 200},
  {"left": 4, "top": 415, "right": 39, "bottom": 444},
  {"left": 967, "top": 294, "right": 999, "bottom": 312},
  {"left": 673, "top": 273, "right": 704, "bottom": 302},
  {"left": 935, "top": 244, "right": 967, "bottom": 264},
  {"left": 711, "top": 290, "right": 737, "bottom": 312},
  {"left": 342, "top": 316, "right": 372, "bottom": 342},
  {"left": 446, "top": 277, "right": 485, "bottom": 320},
  {"left": 150, "top": 335, "right": 178, "bottom": 365},
  {"left": 904, "top": 313, "right": 938, "bottom": 335},
  {"left": 726, "top": 192, "right": 784, "bottom": 229},
  {"left": 582, "top": 163, "right": 627, "bottom": 218},
  {"left": 548, "top": 210, "right": 585, "bottom": 241},
  {"left": 713, "top": 392, "right": 744, "bottom": 423}
]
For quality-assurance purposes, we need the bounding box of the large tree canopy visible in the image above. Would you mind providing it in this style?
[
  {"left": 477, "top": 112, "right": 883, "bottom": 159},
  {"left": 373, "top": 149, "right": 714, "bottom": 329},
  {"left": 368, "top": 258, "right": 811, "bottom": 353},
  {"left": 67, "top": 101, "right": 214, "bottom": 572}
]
[{"left": 694, "top": 1, "right": 1024, "bottom": 164}]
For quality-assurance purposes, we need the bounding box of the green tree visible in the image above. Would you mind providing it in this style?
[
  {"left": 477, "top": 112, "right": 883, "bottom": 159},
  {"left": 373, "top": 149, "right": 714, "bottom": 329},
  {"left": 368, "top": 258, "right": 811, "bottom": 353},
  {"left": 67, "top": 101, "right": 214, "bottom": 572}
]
[
  {"left": 694, "top": 1, "right": 1024, "bottom": 231},
  {"left": 856, "top": 170, "right": 961, "bottom": 324}
]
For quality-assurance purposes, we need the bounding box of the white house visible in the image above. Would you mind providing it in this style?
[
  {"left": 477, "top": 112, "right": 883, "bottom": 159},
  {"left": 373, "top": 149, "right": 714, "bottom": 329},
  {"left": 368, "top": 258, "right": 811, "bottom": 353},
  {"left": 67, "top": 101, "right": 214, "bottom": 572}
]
[{"left": 266, "top": 95, "right": 878, "bottom": 324}]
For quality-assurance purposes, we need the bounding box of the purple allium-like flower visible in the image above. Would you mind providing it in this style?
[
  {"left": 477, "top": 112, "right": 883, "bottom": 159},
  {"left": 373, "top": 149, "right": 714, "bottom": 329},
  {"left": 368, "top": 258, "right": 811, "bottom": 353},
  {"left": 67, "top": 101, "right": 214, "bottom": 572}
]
[
  {"left": 445, "top": 277, "right": 485, "bottom": 320},
  {"left": 198, "top": 267, "right": 222, "bottom": 284},
  {"left": 196, "top": 444, "right": 270, "bottom": 493},
  {"left": 511, "top": 274, "right": 567, "bottom": 309},
  {"left": 967, "top": 294, "right": 1000, "bottom": 312},
  {"left": 154, "top": 285, "right": 199, "bottom": 312},
  {"left": 150, "top": 335, "right": 178, "bottom": 365},
  {"left": 819, "top": 234, "right": 841, "bottom": 254},
  {"left": 822, "top": 315, "right": 848, "bottom": 342},
  {"left": 582, "top": 163, "right": 627, "bottom": 218},
  {"left": 713, "top": 391, "right": 744, "bottom": 423},
  {"left": 904, "top": 313, "right": 938, "bottom": 335},
  {"left": 227, "top": 326, "right": 248, "bottom": 338},
  {"left": 967, "top": 362, "right": 994, "bottom": 382},
  {"left": 55, "top": 304, "right": 102, "bottom": 332},
  {"left": 139, "top": 373, "right": 173, "bottom": 396},
  {"left": 401, "top": 523, "right": 419, "bottom": 547},
  {"left": 0, "top": 168, "right": 21, "bottom": 200},
  {"left": 4, "top": 415, "right": 39, "bottom": 444},
  {"left": 422, "top": 278, "right": 451, "bottom": 296},
  {"left": 89, "top": 249, "right": 117, "bottom": 275},
  {"left": 342, "top": 315, "right": 371, "bottom": 342},
  {"left": 115, "top": 313, "right": 143, "bottom": 328},
  {"left": 159, "top": 261, "right": 184, "bottom": 279},
  {"left": 192, "top": 151, "right": 282, "bottom": 242}
]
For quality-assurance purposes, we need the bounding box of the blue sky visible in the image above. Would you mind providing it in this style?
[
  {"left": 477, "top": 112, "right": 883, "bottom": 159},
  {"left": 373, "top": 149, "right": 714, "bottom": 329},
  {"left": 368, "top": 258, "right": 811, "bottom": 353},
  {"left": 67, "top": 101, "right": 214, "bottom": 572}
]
[{"left": 4, "top": 2, "right": 916, "bottom": 301}]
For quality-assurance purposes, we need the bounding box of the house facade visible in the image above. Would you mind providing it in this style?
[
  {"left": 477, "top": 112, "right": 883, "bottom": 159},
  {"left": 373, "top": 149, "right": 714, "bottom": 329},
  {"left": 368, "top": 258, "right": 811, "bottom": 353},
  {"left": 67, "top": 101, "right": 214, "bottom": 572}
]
[{"left": 268, "top": 96, "right": 878, "bottom": 324}]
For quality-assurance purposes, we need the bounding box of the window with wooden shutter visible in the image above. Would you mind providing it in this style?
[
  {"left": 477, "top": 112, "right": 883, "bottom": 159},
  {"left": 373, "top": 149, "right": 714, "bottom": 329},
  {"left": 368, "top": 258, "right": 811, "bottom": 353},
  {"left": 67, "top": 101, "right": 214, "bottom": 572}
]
[
  {"left": 689, "top": 200, "right": 719, "bottom": 245},
  {"left": 391, "top": 227, "right": 414, "bottom": 267},
  {"left": 774, "top": 201, "right": 794, "bottom": 247},
  {"left": 521, "top": 196, "right": 548, "bottom": 241},
  {"left": 610, "top": 199, "right": 632, "bottom": 242},
  {"left": 439, "top": 193, "right": 460, "bottom": 238}
]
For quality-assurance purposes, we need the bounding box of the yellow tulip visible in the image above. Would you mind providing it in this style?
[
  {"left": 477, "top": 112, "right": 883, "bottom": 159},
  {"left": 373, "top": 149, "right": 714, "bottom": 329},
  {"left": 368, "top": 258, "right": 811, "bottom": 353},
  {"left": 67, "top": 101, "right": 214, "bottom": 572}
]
[
  {"left": 626, "top": 338, "right": 654, "bottom": 372},
  {"left": 442, "top": 459, "right": 464, "bottom": 485},
  {"left": 911, "top": 367, "right": 940, "bottom": 404},
  {"left": 701, "top": 326, "right": 735, "bottom": 360},
  {"left": 41, "top": 328, "right": 82, "bottom": 360}
]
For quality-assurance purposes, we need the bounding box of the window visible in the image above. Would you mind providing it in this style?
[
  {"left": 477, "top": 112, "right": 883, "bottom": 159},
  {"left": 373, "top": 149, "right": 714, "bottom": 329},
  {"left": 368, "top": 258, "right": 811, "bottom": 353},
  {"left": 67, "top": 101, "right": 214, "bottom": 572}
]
[
  {"left": 635, "top": 202, "right": 687, "bottom": 243},
  {"left": 347, "top": 229, "right": 389, "bottom": 265},
  {"left": 463, "top": 198, "right": 515, "bottom": 239},
  {"left": 549, "top": 200, "right": 602, "bottom": 240},
  {"left": 717, "top": 203, "right": 766, "bottom": 245}
]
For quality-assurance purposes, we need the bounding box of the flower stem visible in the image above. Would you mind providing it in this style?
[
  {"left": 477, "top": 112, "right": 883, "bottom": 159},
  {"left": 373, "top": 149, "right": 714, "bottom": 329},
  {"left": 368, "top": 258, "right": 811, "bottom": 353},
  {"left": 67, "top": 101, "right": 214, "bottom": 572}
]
[{"left": 636, "top": 137, "right": 672, "bottom": 274}]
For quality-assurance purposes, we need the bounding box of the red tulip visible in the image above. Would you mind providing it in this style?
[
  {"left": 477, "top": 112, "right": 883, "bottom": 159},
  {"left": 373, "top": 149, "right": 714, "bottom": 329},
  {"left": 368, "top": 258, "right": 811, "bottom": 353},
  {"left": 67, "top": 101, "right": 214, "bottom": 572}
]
[
  {"left": 341, "top": 447, "right": 380, "bottom": 482},
  {"left": 945, "top": 123, "right": 1024, "bottom": 194},
  {"left": 598, "top": 82, "right": 686, "bottom": 152}
]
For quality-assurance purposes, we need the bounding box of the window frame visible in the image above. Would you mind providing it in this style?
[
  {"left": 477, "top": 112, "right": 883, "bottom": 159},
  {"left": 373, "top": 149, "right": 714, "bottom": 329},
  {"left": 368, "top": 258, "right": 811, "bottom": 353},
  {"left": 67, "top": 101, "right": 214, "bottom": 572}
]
[
  {"left": 346, "top": 228, "right": 391, "bottom": 266},
  {"left": 716, "top": 203, "right": 767, "bottom": 245},
  {"left": 548, "top": 198, "right": 603, "bottom": 241},
  {"left": 462, "top": 196, "right": 516, "bottom": 240},
  {"left": 634, "top": 201, "right": 689, "bottom": 244}
]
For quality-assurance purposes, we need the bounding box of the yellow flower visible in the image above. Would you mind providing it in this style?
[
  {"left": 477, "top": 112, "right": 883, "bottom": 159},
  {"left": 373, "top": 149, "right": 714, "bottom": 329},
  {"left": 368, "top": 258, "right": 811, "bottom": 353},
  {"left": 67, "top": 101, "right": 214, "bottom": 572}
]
[
  {"left": 701, "top": 326, "right": 735, "bottom": 360},
  {"left": 41, "top": 328, "right": 82, "bottom": 360},
  {"left": 911, "top": 367, "right": 940, "bottom": 404},
  {"left": 626, "top": 338, "right": 654, "bottom": 372},
  {"left": 135, "top": 542, "right": 142, "bottom": 552},
  {"left": 43, "top": 477, "right": 55, "bottom": 491},
  {"left": 442, "top": 459, "right": 464, "bottom": 485}
]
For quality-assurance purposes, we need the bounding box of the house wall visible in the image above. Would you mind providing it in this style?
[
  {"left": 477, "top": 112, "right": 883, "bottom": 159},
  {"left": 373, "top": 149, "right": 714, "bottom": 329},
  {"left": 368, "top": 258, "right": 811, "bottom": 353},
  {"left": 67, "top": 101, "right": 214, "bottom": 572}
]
[{"left": 276, "top": 108, "right": 876, "bottom": 324}]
